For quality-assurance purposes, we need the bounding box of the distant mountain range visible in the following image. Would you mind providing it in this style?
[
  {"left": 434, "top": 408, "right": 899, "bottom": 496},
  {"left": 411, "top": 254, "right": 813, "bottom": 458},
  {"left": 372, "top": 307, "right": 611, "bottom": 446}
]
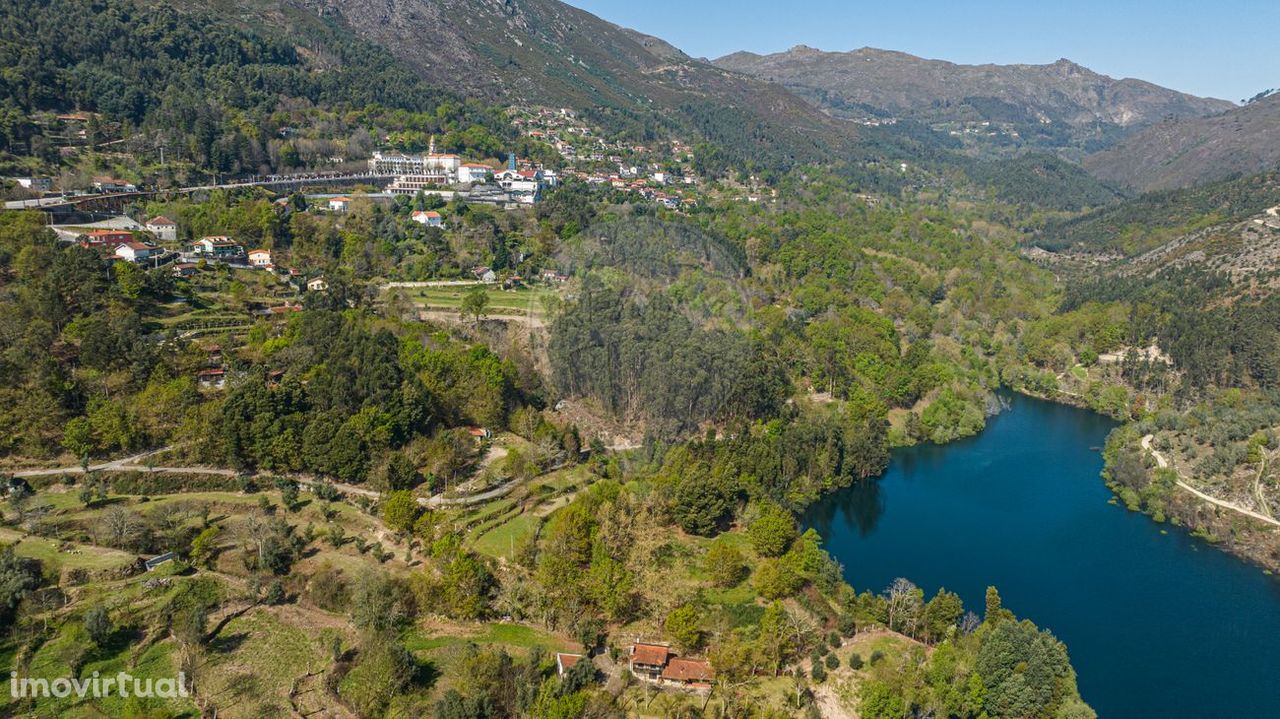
[
  {"left": 1083, "top": 94, "right": 1280, "bottom": 192},
  {"left": 714, "top": 46, "right": 1233, "bottom": 155},
  {"left": 159, "top": 1, "right": 1273, "bottom": 196}
]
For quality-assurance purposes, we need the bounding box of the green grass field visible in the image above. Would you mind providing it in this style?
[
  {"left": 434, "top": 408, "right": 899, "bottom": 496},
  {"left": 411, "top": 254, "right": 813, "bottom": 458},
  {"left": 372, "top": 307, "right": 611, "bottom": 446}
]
[
  {"left": 0, "top": 528, "right": 135, "bottom": 572},
  {"left": 409, "top": 286, "right": 557, "bottom": 315},
  {"left": 471, "top": 514, "right": 541, "bottom": 559}
]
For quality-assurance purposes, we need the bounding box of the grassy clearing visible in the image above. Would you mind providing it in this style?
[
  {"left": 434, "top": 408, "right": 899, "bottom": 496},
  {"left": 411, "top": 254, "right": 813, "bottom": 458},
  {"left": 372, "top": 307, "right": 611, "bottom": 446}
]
[
  {"left": 2, "top": 607, "right": 196, "bottom": 718},
  {"left": 471, "top": 513, "right": 541, "bottom": 559},
  {"left": 846, "top": 630, "right": 917, "bottom": 669},
  {"left": 201, "top": 608, "right": 330, "bottom": 718},
  {"left": 0, "top": 528, "right": 135, "bottom": 571},
  {"left": 410, "top": 286, "right": 557, "bottom": 315},
  {"left": 404, "top": 621, "right": 572, "bottom": 701},
  {"left": 402, "top": 622, "right": 570, "bottom": 655}
]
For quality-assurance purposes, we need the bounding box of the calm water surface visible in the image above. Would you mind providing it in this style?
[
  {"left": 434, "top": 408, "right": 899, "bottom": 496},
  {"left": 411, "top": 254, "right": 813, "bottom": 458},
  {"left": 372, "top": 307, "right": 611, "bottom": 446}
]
[{"left": 803, "top": 393, "right": 1280, "bottom": 718}]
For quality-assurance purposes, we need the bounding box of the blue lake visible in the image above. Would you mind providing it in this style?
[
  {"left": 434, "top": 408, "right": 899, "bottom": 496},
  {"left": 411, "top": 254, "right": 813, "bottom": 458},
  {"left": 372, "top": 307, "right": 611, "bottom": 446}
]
[{"left": 803, "top": 393, "right": 1280, "bottom": 718}]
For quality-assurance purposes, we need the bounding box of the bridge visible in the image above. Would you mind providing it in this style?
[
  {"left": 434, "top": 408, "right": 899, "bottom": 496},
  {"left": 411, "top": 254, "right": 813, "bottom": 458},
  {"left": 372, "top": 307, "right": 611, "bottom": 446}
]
[{"left": 3, "top": 172, "right": 397, "bottom": 217}]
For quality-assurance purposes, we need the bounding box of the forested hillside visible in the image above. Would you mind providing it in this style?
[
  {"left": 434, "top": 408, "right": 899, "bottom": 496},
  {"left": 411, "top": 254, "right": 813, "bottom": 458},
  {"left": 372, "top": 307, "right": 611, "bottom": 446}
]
[
  {"left": 1021, "top": 170, "right": 1280, "bottom": 571},
  {"left": 0, "top": 177, "right": 1098, "bottom": 716},
  {"left": 963, "top": 153, "right": 1125, "bottom": 211},
  {"left": 1034, "top": 171, "right": 1280, "bottom": 254},
  {"left": 173, "top": 0, "right": 865, "bottom": 176},
  {"left": 0, "top": 0, "right": 525, "bottom": 180},
  {"left": 1083, "top": 93, "right": 1280, "bottom": 191}
]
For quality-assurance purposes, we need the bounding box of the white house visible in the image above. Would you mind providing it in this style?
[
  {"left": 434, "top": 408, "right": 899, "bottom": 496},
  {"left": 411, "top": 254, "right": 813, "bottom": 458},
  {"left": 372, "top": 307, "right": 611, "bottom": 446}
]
[
  {"left": 411, "top": 210, "right": 444, "bottom": 227},
  {"left": 194, "top": 236, "right": 242, "bottom": 258},
  {"left": 145, "top": 215, "right": 177, "bottom": 242},
  {"left": 248, "top": 249, "right": 273, "bottom": 267},
  {"left": 496, "top": 168, "right": 543, "bottom": 195},
  {"left": 307, "top": 276, "right": 328, "bottom": 292},
  {"left": 114, "top": 242, "right": 161, "bottom": 263},
  {"left": 328, "top": 196, "right": 351, "bottom": 213},
  {"left": 458, "top": 163, "right": 493, "bottom": 185},
  {"left": 8, "top": 177, "right": 52, "bottom": 191}
]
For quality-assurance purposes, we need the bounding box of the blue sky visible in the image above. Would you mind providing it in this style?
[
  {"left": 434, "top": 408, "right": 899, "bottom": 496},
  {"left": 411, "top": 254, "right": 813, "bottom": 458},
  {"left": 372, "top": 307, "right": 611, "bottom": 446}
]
[{"left": 565, "top": 0, "right": 1278, "bottom": 102}]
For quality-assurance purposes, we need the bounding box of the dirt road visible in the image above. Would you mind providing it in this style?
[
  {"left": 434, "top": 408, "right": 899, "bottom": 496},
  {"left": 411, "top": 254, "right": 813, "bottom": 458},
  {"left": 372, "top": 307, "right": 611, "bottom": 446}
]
[{"left": 1141, "top": 434, "right": 1280, "bottom": 528}]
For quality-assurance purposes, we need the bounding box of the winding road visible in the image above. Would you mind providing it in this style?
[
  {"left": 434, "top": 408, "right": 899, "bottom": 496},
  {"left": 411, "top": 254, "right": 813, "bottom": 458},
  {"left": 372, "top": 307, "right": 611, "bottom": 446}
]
[
  {"left": 1141, "top": 434, "right": 1280, "bottom": 528},
  {"left": 9, "top": 443, "right": 520, "bottom": 509}
]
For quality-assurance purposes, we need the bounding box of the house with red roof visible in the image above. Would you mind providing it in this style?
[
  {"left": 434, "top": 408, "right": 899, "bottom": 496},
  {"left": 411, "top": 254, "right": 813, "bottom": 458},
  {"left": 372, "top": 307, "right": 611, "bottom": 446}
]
[
  {"left": 458, "top": 163, "right": 493, "bottom": 185},
  {"left": 628, "top": 642, "right": 714, "bottom": 691},
  {"left": 411, "top": 210, "right": 443, "bottom": 228},
  {"left": 555, "top": 653, "right": 583, "bottom": 676},
  {"left": 145, "top": 216, "right": 177, "bottom": 242},
  {"left": 628, "top": 643, "right": 670, "bottom": 682},
  {"left": 248, "top": 249, "right": 273, "bottom": 267},
  {"left": 114, "top": 241, "right": 161, "bottom": 263},
  {"left": 81, "top": 229, "right": 133, "bottom": 247},
  {"left": 92, "top": 177, "right": 137, "bottom": 193}
]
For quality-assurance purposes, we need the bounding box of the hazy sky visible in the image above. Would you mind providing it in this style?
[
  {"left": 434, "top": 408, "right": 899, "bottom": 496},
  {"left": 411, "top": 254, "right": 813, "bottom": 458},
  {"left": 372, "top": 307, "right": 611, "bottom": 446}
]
[{"left": 565, "top": 0, "right": 1278, "bottom": 102}]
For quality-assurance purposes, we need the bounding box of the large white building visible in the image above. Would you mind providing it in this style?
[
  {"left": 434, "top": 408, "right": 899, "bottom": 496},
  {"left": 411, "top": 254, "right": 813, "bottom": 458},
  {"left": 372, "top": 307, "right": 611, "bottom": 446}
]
[
  {"left": 458, "top": 163, "right": 493, "bottom": 185},
  {"left": 373, "top": 137, "right": 464, "bottom": 194}
]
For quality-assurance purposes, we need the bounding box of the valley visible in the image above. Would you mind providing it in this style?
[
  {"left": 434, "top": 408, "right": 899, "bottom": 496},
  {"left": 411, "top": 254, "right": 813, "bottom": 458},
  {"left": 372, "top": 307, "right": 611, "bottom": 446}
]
[{"left": 0, "top": 1, "right": 1278, "bottom": 718}]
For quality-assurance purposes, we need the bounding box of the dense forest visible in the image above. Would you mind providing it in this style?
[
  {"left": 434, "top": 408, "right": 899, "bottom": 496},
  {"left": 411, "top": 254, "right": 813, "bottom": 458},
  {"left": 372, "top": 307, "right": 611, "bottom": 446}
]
[
  {"left": 961, "top": 153, "right": 1125, "bottom": 211},
  {"left": 0, "top": 0, "right": 533, "bottom": 178},
  {"left": 1034, "top": 171, "right": 1280, "bottom": 254}
]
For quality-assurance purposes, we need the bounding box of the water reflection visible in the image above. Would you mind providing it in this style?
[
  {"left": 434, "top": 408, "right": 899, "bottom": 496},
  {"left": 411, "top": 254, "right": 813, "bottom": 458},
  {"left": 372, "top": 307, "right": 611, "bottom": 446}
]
[{"left": 806, "top": 477, "right": 884, "bottom": 538}]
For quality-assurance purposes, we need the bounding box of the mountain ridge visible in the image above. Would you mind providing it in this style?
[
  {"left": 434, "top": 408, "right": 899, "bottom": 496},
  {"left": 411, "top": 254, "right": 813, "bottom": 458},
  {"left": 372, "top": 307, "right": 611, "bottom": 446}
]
[
  {"left": 714, "top": 45, "right": 1234, "bottom": 154},
  {"left": 170, "top": 0, "right": 868, "bottom": 173},
  {"left": 1082, "top": 93, "right": 1280, "bottom": 191}
]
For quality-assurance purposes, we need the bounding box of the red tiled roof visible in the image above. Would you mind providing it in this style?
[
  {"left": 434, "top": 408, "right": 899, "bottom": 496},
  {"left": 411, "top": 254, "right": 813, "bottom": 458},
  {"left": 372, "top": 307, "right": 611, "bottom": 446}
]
[
  {"left": 661, "top": 658, "right": 714, "bottom": 683},
  {"left": 147, "top": 216, "right": 175, "bottom": 226},
  {"left": 556, "top": 653, "right": 583, "bottom": 672},
  {"left": 630, "top": 643, "right": 669, "bottom": 667}
]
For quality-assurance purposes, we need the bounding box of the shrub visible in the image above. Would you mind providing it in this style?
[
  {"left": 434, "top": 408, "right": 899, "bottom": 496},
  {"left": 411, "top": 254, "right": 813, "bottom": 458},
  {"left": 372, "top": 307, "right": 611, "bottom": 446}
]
[{"left": 265, "top": 580, "right": 286, "bottom": 605}]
